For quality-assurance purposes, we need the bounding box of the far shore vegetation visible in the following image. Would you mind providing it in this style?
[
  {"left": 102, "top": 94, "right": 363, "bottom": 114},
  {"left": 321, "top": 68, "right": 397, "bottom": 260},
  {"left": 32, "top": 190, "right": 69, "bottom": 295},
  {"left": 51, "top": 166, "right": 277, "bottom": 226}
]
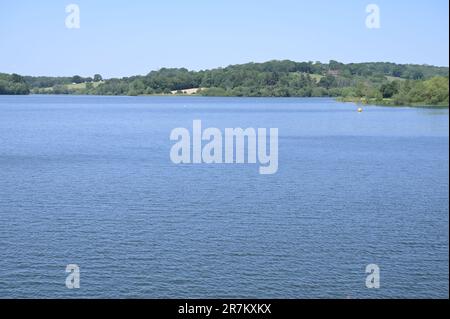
[{"left": 1, "top": 60, "right": 448, "bottom": 107}]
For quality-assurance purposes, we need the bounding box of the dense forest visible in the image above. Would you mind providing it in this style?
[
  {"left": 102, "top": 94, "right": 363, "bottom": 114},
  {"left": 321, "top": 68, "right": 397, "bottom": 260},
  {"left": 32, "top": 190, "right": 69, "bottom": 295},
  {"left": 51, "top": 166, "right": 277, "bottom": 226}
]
[{"left": 1, "top": 60, "right": 448, "bottom": 106}]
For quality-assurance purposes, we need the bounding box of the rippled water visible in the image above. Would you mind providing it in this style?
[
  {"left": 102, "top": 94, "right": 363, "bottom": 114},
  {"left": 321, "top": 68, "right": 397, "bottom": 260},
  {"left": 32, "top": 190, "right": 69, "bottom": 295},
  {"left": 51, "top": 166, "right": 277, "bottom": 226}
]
[{"left": 0, "top": 95, "right": 448, "bottom": 298}]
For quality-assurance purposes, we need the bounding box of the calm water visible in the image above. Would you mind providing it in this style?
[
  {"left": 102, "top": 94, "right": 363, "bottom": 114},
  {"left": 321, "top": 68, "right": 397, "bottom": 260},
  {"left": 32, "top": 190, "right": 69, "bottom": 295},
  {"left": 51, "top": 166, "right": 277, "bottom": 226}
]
[{"left": 0, "top": 95, "right": 448, "bottom": 298}]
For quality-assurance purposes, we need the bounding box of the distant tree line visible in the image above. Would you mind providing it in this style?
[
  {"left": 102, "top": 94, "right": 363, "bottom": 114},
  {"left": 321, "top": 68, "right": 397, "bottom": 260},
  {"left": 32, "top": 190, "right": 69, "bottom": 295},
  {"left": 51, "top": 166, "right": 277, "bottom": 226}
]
[
  {"left": 0, "top": 73, "right": 29, "bottom": 94},
  {"left": 1, "top": 61, "right": 448, "bottom": 106},
  {"left": 22, "top": 74, "right": 103, "bottom": 89}
]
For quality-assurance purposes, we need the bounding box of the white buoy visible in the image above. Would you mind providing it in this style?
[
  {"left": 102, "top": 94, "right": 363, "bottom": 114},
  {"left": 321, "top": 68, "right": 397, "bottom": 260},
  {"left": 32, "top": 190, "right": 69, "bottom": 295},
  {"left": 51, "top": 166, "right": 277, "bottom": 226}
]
[{"left": 357, "top": 107, "right": 363, "bottom": 113}]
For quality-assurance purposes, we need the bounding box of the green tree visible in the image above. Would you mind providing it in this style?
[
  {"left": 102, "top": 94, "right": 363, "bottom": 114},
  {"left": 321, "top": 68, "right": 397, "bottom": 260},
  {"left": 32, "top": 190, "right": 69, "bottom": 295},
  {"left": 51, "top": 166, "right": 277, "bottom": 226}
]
[
  {"left": 94, "top": 74, "right": 103, "bottom": 82},
  {"left": 380, "top": 81, "right": 400, "bottom": 98},
  {"left": 71, "top": 75, "right": 83, "bottom": 84}
]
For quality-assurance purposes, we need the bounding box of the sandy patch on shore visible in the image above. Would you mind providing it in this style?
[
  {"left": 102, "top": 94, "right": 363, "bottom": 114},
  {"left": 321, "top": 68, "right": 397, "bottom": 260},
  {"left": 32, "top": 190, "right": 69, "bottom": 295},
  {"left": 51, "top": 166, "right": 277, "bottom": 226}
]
[{"left": 171, "top": 88, "right": 203, "bottom": 95}]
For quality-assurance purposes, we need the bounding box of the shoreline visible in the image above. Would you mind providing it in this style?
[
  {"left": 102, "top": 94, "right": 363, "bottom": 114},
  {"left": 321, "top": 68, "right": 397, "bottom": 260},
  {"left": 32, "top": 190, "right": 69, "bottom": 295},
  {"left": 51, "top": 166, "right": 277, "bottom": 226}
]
[
  {"left": 2, "top": 94, "right": 448, "bottom": 108},
  {"left": 336, "top": 96, "right": 449, "bottom": 109}
]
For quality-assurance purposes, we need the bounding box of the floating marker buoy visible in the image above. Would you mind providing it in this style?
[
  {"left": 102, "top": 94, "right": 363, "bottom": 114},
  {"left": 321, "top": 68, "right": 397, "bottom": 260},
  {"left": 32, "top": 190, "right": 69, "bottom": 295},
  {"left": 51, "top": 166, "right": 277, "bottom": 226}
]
[{"left": 357, "top": 107, "right": 363, "bottom": 113}]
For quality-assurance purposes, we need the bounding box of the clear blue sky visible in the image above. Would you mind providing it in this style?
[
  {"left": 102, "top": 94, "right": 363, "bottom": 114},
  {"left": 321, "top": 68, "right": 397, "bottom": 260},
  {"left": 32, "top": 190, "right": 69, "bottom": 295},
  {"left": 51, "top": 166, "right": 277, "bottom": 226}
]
[{"left": 0, "top": 0, "right": 448, "bottom": 78}]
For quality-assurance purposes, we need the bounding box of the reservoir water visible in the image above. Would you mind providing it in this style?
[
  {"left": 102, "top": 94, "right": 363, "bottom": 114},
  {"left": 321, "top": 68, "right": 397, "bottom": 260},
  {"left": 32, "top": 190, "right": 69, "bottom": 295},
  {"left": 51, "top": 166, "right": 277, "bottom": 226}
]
[{"left": 0, "top": 95, "right": 448, "bottom": 298}]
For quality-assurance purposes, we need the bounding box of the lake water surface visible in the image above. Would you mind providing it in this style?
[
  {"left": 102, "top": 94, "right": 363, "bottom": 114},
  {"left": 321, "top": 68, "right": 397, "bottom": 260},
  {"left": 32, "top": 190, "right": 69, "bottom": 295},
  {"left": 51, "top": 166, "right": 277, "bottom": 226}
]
[{"left": 0, "top": 96, "right": 448, "bottom": 298}]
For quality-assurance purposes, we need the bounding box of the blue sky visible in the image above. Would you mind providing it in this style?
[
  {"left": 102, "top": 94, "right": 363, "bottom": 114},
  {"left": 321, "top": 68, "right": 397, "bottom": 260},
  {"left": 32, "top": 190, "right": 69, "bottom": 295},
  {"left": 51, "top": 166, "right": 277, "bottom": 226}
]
[{"left": 0, "top": 0, "right": 448, "bottom": 78}]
